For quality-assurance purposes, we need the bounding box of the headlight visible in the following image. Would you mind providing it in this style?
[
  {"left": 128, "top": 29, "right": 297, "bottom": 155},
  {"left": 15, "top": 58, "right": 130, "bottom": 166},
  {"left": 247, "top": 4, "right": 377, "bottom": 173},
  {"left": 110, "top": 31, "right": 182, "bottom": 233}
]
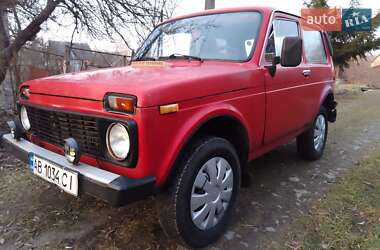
[
  {"left": 20, "top": 106, "right": 31, "bottom": 131},
  {"left": 106, "top": 123, "right": 130, "bottom": 161}
]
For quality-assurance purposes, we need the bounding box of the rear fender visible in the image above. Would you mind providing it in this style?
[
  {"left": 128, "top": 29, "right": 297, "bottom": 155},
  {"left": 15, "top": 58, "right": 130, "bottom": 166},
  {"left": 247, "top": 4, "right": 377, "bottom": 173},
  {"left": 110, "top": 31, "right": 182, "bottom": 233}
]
[{"left": 319, "top": 86, "right": 337, "bottom": 123}]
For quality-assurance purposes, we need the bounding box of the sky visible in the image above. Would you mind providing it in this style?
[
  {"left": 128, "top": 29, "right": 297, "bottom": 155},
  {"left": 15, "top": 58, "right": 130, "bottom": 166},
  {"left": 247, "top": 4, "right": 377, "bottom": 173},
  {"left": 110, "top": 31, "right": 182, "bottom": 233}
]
[
  {"left": 40, "top": 0, "right": 380, "bottom": 52},
  {"left": 175, "top": 0, "right": 380, "bottom": 16}
]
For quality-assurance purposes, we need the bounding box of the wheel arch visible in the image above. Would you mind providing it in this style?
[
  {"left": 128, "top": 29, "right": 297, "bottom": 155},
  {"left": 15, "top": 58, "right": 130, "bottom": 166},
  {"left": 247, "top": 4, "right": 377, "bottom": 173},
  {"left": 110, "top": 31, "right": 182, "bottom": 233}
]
[
  {"left": 190, "top": 115, "right": 250, "bottom": 165},
  {"left": 159, "top": 107, "right": 251, "bottom": 189},
  {"left": 320, "top": 89, "right": 337, "bottom": 122}
]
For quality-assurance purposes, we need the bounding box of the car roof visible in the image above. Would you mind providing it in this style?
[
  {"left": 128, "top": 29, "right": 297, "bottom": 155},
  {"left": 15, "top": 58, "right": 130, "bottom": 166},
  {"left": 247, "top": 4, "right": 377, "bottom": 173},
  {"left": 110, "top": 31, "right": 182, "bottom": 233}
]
[
  {"left": 161, "top": 7, "right": 327, "bottom": 33},
  {"left": 161, "top": 6, "right": 275, "bottom": 24}
]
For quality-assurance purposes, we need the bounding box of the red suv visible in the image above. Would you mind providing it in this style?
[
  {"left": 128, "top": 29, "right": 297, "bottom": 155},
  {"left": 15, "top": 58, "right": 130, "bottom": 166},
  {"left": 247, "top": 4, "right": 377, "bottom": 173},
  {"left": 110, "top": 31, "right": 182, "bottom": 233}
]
[{"left": 1, "top": 7, "right": 337, "bottom": 247}]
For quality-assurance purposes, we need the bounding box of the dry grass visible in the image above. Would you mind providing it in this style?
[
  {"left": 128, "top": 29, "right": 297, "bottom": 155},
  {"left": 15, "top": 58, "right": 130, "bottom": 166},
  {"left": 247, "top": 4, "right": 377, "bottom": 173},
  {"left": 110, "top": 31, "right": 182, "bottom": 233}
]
[{"left": 277, "top": 151, "right": 380, "bottom": 250}]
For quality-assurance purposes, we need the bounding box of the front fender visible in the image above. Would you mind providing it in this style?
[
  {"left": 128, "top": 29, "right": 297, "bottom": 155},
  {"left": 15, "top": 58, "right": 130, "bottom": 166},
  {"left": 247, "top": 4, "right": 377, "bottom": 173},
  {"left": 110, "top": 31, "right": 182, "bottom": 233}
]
[{"left": 155, "top": 102, "right": 252, "bottom": 186}]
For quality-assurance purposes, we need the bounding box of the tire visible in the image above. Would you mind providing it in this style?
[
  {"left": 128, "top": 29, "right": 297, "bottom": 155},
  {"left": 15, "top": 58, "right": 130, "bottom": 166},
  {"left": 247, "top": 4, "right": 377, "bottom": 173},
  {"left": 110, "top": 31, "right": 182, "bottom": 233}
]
[
  {"left": 297, "top": 106, "right": 328, "bottom": 161},
  {"left": 158, "top": 136, "right": 241, "bottom": 248}
]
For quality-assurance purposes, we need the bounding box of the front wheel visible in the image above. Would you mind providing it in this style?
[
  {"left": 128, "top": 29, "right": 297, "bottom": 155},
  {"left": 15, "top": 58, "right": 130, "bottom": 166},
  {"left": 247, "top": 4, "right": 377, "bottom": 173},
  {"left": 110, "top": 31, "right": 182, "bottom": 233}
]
[
  {"left": 297, "top": 107, "right": 328, "bottom": 161},
  {"left": 158, "top": 136, "right": 241, "bottom": 248}
]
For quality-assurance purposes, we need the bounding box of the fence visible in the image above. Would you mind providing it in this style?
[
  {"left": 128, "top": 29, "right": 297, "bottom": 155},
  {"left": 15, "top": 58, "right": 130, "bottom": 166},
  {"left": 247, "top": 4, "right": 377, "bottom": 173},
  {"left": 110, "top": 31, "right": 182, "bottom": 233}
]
[
  {"left": 0, "top": 45, "right": 131, "bottom": 111},
  {"left": 64, "top": 46, "right": 130, "bottom": 73}
]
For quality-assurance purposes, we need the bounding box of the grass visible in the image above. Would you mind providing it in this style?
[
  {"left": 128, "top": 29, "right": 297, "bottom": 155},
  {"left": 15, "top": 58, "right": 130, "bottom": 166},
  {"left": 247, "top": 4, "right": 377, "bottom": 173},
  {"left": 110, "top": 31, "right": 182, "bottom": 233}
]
[{"left": 281, "top": 152, "right": 380, "bottom": 250}]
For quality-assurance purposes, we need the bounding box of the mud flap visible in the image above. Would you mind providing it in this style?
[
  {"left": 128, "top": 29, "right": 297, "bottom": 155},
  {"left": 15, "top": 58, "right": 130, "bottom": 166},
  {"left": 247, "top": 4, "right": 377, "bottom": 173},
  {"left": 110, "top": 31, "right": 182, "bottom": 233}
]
[{"left": 328, "top": 101, "right": 338, "bottom": 122}]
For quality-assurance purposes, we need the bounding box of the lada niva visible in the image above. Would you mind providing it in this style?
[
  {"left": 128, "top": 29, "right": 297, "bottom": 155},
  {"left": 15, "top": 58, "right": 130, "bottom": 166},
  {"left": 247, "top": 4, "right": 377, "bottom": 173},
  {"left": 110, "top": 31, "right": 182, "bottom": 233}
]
[{"left": 1, "top": 7, "right": 337, "bottom": 247}]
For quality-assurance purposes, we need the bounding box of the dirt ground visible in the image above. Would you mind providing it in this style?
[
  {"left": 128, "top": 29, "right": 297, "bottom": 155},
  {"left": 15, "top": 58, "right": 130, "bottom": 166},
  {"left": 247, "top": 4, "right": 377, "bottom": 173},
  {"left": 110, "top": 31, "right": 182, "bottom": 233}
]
[
  {"left": 280, "top": 149, "right": 380, "bottom": 249},
  {"left": 1, "top": 89, "right": 380, "bottom": 250}
]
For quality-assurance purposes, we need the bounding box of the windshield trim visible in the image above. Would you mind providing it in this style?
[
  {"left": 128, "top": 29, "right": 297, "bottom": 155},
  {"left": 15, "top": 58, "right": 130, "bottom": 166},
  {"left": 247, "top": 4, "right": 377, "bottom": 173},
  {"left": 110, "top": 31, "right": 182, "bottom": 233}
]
[{"left": 133, "top": 10, "right": 263, "bottom": 63}]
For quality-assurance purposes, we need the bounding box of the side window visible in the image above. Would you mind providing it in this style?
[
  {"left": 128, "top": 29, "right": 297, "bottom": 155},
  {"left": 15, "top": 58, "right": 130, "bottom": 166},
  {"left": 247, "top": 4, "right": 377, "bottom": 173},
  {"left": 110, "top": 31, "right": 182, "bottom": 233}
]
[
  {"left": 264, "top": 19, "right": 299, "bottom": 62},
  {"left": 264, "top": 27, "right": 275, "bottom": 61},
  {"left": 303, "top": 31, "right": 328, "bottom": 64},
  {"left": 273, "top": 19, "right": 299, "bottom": 56}
]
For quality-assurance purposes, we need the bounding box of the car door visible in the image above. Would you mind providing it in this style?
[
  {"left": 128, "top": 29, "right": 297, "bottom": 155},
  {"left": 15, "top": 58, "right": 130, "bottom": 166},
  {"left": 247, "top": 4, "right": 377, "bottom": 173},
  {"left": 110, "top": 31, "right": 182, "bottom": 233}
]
[
  {"left": 301, "top": 29, "right": 334, "bottom": 119},
  {"left": 262, "top": 16, "right": 312, "bottom": 144}
]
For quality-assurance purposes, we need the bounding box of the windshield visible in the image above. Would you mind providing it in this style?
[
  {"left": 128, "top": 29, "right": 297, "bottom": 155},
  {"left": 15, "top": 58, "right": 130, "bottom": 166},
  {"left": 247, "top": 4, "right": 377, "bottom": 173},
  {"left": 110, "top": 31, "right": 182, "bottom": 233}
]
[{"left": 133, "top": 11, "right": 262, "bottom": 62}]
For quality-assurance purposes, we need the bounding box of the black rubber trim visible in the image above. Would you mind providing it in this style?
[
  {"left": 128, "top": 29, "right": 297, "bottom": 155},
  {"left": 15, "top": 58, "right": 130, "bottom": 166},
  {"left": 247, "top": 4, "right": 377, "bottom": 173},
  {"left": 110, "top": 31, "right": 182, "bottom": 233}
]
[
  {"left": 80, "top": 175, "right": 156, "bottom": 207},
  {"left": 1, "top": 134, "right": 155, "bottom": 207},
  {"left": 97, "top": 118, "right": 138, "bottom": 167},
  {"left": 328, "top": 109, "right": 337, "bottom": 123},
  {"left": 327, "top": 101, "right": 338, "bottom": 123}
]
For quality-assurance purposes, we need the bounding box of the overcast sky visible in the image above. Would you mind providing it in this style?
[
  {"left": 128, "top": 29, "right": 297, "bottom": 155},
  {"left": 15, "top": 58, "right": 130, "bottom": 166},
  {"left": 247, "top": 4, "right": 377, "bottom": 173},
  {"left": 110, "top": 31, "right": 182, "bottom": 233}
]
[
  {"left": 40, "top": 0, "right": 380, "bottom": 51},
  {"left": 175, "top": 0, "right": 380, "bottom": 16}
]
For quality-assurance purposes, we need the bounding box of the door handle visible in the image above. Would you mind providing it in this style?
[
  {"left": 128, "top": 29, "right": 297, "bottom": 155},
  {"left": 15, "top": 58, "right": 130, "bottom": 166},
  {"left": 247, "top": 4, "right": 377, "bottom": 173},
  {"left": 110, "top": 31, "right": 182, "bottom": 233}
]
[{"left": 302, "top": 69, "right": 311, "bottom": 77}]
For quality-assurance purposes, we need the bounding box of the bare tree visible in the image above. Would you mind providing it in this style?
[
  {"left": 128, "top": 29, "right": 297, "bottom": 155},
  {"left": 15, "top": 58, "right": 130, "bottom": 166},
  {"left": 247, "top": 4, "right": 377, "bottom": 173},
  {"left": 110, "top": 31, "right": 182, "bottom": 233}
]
[{"left": 0, "top": 0, "right": 177, "bottom": 86}]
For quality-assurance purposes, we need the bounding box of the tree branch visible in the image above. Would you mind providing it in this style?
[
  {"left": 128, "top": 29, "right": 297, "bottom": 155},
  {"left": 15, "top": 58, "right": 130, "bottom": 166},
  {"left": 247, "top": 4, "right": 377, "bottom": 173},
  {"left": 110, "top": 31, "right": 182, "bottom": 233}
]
[{"left": 7, "top": 0, "right": 62, "bottom": 59}]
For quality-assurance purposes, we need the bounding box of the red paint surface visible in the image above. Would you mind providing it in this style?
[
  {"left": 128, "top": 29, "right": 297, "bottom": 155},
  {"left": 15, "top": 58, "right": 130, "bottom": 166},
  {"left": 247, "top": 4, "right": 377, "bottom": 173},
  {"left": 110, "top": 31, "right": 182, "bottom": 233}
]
[{"left": 19, "top": 7, "right": 334, "bottom": 186}]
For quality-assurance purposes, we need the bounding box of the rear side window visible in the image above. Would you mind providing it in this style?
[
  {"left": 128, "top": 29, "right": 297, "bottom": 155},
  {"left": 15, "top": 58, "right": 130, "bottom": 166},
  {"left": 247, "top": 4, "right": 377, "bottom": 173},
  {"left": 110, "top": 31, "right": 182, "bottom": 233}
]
[{"left": 303, "top": 31, "right": 328, "bottom": 64}]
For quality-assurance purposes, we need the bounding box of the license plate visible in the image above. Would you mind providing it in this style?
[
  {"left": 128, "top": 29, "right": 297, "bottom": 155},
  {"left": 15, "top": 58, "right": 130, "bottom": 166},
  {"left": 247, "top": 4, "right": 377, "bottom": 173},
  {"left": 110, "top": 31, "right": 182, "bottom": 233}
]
[{"left": 29, "top": 154, "right": 79, "bottom": 196}]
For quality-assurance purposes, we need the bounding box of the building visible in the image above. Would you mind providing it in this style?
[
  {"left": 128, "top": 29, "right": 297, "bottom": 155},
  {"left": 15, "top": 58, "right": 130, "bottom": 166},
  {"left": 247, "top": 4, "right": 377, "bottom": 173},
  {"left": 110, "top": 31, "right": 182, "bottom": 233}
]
[
  {"left": 341, "top": 53, "right": 380, "bottom": 88},
  {"left": 371, "top": 54, "right": 380, "bottom": 69}
]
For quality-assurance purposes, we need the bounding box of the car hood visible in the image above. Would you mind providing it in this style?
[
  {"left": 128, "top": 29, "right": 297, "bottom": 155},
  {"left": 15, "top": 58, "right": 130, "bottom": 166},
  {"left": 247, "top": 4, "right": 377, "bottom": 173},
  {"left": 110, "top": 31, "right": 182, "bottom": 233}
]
[{"left": 24, "top": 61, "right": 254, "bottom": 107}]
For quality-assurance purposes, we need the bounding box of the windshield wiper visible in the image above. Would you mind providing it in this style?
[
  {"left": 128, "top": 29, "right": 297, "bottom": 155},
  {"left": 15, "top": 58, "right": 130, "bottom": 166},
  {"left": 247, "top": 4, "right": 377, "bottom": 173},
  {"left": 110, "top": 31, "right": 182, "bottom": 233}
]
[{"left": 167, "top": 53, "right": 204, "bottom": 62}]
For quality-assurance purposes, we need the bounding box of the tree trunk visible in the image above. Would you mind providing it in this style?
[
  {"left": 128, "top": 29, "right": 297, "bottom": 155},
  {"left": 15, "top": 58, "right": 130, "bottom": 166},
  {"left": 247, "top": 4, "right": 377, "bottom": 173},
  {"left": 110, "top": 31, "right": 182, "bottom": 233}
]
[
  {"left": 0, "top": 0, "right": 62, "bottom": 86},
  {"left": 0, "top": 7, "right": 10, "bottom": 85},
  {"left": 0, "top": 58, "right": 7, "bottom": 84}
]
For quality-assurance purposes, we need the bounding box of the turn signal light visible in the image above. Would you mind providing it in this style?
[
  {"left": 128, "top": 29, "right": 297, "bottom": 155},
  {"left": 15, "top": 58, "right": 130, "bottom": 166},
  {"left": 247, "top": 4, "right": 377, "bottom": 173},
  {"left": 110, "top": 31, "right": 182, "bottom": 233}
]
[
  {"left": 105, "top": 94, "right": 136, "bottom": 114},
  {"left": 160, "top": 104, "right": 179, "bottom": 115}
]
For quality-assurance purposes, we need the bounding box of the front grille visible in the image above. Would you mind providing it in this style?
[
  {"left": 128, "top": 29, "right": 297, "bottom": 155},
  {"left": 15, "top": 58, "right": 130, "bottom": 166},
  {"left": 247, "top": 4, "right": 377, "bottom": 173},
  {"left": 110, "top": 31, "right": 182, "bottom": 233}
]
[{"left": 26, "top": 106, "right": 101, "bottom": 156}]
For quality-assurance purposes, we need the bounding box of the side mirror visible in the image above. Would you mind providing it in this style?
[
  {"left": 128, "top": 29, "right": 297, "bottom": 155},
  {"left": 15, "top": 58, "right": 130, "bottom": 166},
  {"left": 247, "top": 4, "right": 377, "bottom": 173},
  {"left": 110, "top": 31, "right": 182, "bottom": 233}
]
[{"left": 280, "top": 37, "right": 303, "bottom": 67}]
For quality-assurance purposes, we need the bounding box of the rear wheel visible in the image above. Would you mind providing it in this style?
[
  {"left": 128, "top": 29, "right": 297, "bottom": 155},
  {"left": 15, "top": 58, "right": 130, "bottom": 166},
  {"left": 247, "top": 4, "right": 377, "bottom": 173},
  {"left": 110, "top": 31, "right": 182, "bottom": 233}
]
[
  {"left": 158, "top": 136, "right": 241, "bottom": 248},
  {"left": 297, "top": 107, "right": 328, "bottom": 161}
]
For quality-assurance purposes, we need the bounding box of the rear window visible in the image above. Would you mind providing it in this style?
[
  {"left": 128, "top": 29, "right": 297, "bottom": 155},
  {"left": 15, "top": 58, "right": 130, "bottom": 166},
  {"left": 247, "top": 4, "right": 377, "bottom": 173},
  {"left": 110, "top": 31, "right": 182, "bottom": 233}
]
[{"left": 303, "top": 31, "right": 328, "bottom": 64}]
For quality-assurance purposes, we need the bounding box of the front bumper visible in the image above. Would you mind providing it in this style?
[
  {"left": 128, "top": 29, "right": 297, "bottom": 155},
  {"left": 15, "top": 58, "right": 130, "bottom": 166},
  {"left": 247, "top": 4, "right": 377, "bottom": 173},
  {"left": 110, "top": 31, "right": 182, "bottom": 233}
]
[{"left": 0, "top": 133, "right": 155, "bottom": 207}]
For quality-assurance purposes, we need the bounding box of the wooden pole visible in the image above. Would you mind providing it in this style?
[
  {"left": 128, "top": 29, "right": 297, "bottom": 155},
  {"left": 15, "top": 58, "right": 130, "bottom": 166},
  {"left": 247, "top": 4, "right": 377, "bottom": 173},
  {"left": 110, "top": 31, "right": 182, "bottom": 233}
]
[
  {"left": 205, "top": 0, "right": 215, "bottom": 10},
  {"left": 64, "top": 45, "right": 71, "bottom": 73},
  {"left": 11, "top": 54, "right": 21, "bottom": 112}
]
